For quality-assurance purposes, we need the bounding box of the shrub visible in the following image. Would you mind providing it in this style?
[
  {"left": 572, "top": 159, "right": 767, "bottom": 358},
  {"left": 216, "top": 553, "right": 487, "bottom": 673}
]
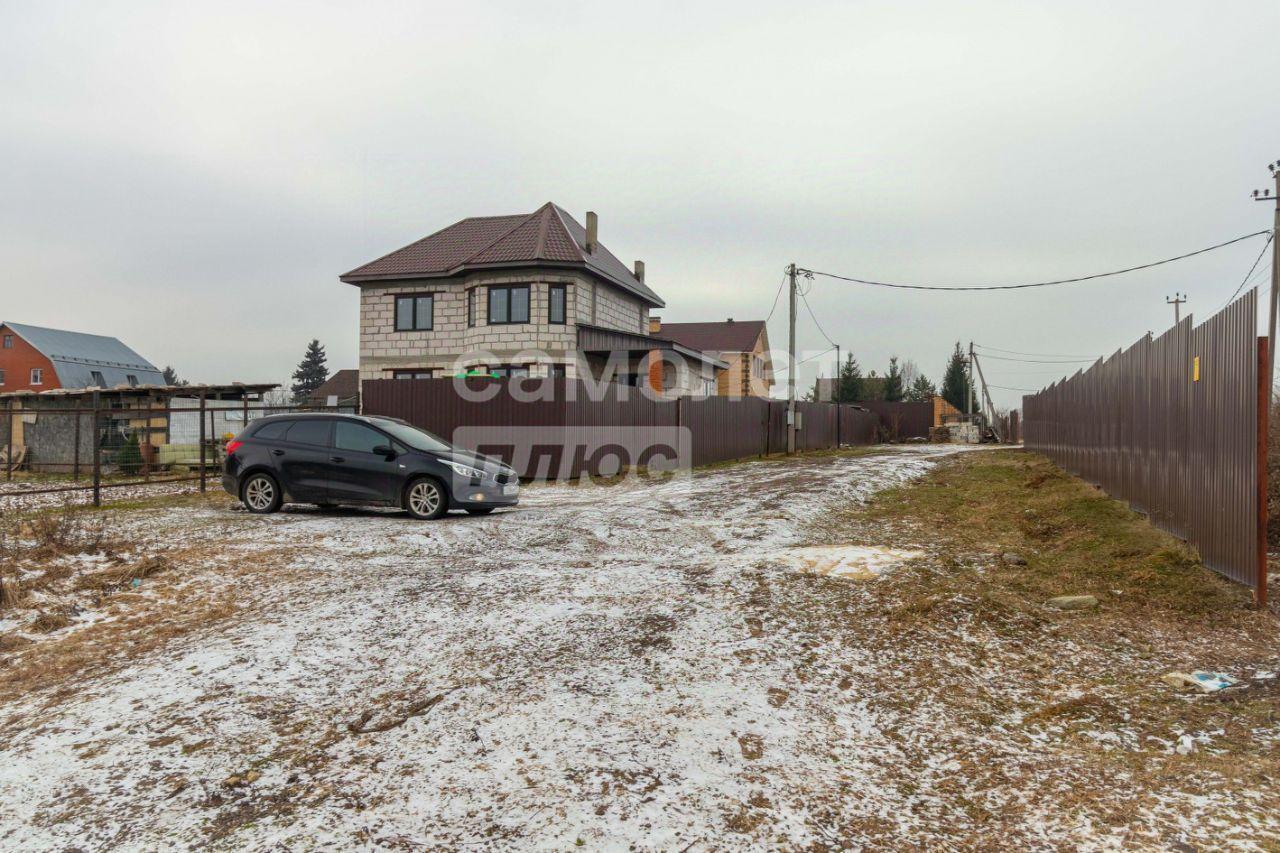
[{"left": 118, "top": 431, "right": 143, "bottom": 476}]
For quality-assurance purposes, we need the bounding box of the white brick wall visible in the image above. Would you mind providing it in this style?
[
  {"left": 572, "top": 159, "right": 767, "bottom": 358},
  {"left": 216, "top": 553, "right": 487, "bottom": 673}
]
[{"left": 357, "top": 271, "right": 653, "bottom": 381}]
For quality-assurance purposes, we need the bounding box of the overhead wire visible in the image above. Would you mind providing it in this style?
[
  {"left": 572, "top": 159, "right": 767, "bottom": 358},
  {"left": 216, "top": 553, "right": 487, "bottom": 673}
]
[
  {"left": 763, "top": 269, "right": 789, "bottom": 324},
  {"left": 797, "top": 230, "right": 1270, "bottom": 292},
  {"left": 975, "top": 353, "right": 1100, "bottom": 365},
  {"left": 772, "top": 346, "right": 837, "bottom": 375},
  {"left": 975, "top": 343, "right": 1100, "bottom": 359},
  {"left": 1219, "top": 232, "right": 1274, "bottom": 311}
]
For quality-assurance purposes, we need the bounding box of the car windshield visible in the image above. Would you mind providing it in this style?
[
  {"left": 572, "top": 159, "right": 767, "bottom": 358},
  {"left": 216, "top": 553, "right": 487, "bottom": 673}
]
[{"left": 368, "top": 418, "right": 452, "bottom": 453}]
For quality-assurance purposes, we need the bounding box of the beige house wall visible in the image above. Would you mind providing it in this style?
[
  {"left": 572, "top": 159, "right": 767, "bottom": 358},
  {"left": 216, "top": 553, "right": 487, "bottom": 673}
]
[
  {"left": 358, "top": 270, "right": 651, "bottom": 382},
  {"left": 708, "top": 329, "right": 773, "bottom": 398}
]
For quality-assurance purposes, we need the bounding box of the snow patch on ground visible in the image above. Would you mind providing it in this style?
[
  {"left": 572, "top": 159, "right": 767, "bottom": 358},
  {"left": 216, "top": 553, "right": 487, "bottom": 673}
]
[{"left": 776, "top": 544, "right": 924, "bottom": 580}]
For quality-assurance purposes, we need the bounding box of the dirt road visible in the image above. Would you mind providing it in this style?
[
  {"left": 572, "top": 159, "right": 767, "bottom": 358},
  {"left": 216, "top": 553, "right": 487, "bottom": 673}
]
[{"left": 1, "top": 445, "right": 1270, "bottom": 850}]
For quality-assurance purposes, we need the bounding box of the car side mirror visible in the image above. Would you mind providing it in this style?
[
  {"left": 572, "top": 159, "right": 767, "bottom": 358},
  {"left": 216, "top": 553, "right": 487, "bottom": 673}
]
[{"left": 373, "top": 444, "right": 396, "bottom": 459}]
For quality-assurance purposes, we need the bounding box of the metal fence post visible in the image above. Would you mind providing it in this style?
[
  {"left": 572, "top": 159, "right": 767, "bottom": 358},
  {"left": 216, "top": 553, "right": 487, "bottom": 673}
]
[
  {"left": 198, "top": 390, "right": 207, "bottom": 493},
  {"left": 91, "top": 391, "right": 102, "bottom": 507},
  {"left": 5, "top": 399, "right": 12, "bottom": 482},
  {"left": 72, "top": 407, "right": 81, "bottom": 480},
  {"left": 1258, "top": 336, "right": 1269, "bottom": 608}
]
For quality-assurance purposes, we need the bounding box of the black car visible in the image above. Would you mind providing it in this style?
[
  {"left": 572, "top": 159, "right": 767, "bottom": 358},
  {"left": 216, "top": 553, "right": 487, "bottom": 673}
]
[{"left": 221, "top": 413, "right": 519, "bottom": 519}]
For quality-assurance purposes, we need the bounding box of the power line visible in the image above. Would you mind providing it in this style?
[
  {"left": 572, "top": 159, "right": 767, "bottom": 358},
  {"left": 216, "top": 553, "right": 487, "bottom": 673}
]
[
  {"left": 799, "top": 288, "right": 837, "bottom": 348},
  {"left": 987, "top": 383, "right": 1044, "bottom": 393},
  {"left": 797, "top": 230, "right": 1270, "bottom": 292},
  {"left": 975, "top": 343, "right": 1099, "bottom": 359},
  {"left": 977, "top": 352, "right": 1100, "bottom": 364},
  {"left": 1220, "top": 232, "right": 1274, "bottom": 311},
  {"left": 773, "top": 346, "right": 837, "bottom": 375},
  {"left": 764, "top": 269, "right": 788, "bottom": 323}
]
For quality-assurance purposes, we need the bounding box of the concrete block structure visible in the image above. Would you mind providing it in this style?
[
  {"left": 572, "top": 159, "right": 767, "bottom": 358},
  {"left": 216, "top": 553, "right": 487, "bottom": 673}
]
[{"left": 341, "top": 203, "right": 725, "bottom": 397}]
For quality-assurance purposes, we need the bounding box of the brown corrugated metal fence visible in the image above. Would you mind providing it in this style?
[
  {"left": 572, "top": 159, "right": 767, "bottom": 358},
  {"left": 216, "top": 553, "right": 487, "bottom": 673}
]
[
  {"left": 365, "top": 379, "right": 880, "bottom": 476},
  {"left": 1022, "top": 289, "right": 1263, "bottom": 596}
]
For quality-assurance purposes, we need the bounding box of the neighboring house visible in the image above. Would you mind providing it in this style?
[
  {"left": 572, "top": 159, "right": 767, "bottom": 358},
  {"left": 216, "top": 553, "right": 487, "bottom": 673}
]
[
  {"left": 0, "top": 322, "right": 165, "bottom": 393},
  {"left": 309, "top": 369, "right": 360, "bottom": 408},
  {"left": 650, "top": 318, "right": 773, "bottom": 397},
  {"left": 341, "top": 203, "right": 725, "bottom": 397}
]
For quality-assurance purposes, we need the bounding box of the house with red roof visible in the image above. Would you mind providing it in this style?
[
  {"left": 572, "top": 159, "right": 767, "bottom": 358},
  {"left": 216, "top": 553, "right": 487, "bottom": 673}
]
[
  {"left": 651, "top": 318, "right": 774, "bottom": 398},
  {"left": 341, "top": 203, "right": 726, "bottom": 395}
]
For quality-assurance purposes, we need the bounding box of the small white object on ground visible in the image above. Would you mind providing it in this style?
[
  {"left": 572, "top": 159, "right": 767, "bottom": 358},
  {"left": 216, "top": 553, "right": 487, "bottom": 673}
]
[
  {"left": 778, "top": 545, "right": 924, "bottom": 580},
  {"left": 1161, "top": 671, "right": 1238, "bottom": 693},
  {"left": 1176, "top": 735, "right": 1196, "bottom": 755}
]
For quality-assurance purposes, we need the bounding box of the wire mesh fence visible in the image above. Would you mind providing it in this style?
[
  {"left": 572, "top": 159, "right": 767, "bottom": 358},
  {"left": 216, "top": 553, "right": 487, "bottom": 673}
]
[{"left": 1, "top": 393, "right": 353, "bottom": 508}]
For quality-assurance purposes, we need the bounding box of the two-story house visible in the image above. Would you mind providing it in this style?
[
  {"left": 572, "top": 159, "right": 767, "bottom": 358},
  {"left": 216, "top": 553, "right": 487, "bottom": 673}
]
[{"left": 341, "top": 203, "right": 724, "bottom": 395}]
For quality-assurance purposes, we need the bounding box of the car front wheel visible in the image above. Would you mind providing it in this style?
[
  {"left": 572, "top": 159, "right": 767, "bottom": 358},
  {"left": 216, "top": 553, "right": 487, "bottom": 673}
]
[
  {"left": 241, "top": 472, "right": 282, "bottom": 514},
  {"left": 405, "top": 477, "right": 448, "bottom": 520}
]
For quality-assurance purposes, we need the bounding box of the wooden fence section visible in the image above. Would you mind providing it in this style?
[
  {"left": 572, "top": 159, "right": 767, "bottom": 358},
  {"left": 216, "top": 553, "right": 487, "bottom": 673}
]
[
  {"left": 1022, "top": 288, "right": 1263, "bottom": 597},
  {"left": 364, "top": 378, "right": 880, "bottom": 477}
]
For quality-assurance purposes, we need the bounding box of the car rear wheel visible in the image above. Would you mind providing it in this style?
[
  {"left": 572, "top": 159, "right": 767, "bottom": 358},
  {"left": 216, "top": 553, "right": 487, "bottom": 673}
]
[
  {"left": 241, "top": 473, "right": 282, "bottom": 514},
  {"left": 405, "top": 477, "right": 448, "bottom": 520},
  {"left": 465, "top": 507, "right": 494, "bottom": 516}
]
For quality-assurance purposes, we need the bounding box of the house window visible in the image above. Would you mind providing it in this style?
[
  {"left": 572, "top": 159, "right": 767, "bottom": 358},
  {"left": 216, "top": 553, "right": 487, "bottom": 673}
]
[
  {"left": 126, "top": 374, "right": 138, "bottom": 387},
  {"left": 488, "top": 285, "right": 530, "bottom": 324},
  {"left": 90, "top": 370, "right": 106, "bottom": 386},
  {"left": 391, "top": 369, "right": 436, "bottom": 379},
  {"left": 30, "top": 368, "right": 43, "bottom": 385},
  {"left": 548, "top": 285, "right": 566, "bottom": 324},
  {"left": 489, "top": 365, "right": 530, "bottom": 378},
  {"left": 752, "top": 356, "right": 764, "bottom": 379},
  {"left": 2, "top": 335, "right": 11, "bottom": 348},
  {"left": 467, "top": 288, "right": 476, "bottom": 327},
  {"left": 549, "top": 364, "right": 567, "bottom": 378},
  {"left": 0, "top": 369, "right": 5, "bottom": 385},
  {"left": 395, "top": 293, "right": 434, "bottom": 331}
]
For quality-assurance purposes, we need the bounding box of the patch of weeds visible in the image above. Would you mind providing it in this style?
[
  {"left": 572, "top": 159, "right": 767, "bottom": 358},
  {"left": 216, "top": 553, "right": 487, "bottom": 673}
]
[{"left": 31, "top": 608, "right": 74, "bottom": 633}]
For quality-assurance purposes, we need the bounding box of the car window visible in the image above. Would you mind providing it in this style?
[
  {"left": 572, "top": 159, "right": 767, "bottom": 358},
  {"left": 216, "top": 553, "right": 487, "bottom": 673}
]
[
  {"left": 369, "top": 418, "right": 452, "bottom": 452},
  {"left": 284, "top": 419, "right": 332, "bottom": 447},
  {"left": 334, "top": 421, "right": 389, "bottom": 454},
  {"left": 253, "top": 420, "right": 291, "bottom": 440}
]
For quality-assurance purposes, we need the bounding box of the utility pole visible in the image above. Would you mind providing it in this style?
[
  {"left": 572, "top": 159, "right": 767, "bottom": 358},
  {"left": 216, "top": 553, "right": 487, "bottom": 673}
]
[
  {"left": 1258, "top": 163, "right": 1280, "bottom": 395},
  {"left": 834, "top": 343, "right": 841, "bottom": 446},
  {"left": 787, "top": 263, "right": 798, "bottom": 454},
  {"left": 1166, "top": 293, "right": 1187, "bottom": 324},
  {"left": 966, "top": 341, "right": 975, "bottom": 418}
]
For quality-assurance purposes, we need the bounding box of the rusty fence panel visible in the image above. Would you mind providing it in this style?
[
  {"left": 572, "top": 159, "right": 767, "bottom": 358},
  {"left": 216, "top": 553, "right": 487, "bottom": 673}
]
[
  {"left": 1022, "top": 289, "right": 1261, "bottom": 594},
  {"left": 364, "top": 379, "right": 881, "bottom": 479}
]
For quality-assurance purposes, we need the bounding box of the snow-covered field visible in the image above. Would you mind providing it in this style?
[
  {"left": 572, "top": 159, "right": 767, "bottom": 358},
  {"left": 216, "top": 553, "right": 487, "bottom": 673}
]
[{"left": 0, "top": 446, "right": 1275, "bottom": 850}]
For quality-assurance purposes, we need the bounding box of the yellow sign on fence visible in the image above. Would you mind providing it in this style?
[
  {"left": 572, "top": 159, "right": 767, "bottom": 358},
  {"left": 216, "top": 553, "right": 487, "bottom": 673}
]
[{"left": 1193, "top": 356, "right": 1200, "bottom": 382}]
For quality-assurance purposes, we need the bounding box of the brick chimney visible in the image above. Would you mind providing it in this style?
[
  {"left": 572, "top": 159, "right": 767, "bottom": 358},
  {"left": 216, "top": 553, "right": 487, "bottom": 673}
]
[
  {"left": 585, "top": 211, "right": 598, "bottom": 253},
  {"left": 633, "top": 260, "right": 645, "bottom": 282},
  {"left": 649, "top": 315, "right": 662, "bottom": 335}
]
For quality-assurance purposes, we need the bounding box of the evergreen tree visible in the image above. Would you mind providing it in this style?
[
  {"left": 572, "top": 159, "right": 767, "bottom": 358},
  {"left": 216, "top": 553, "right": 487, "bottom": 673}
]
[
  {"left": 291, "top": 339, "right": 330, "bottom": 402},
  {"left": 836, "top": 353, "right": 863, "bottom": 402},
  {"left": 882, "top": 357, "right": 905, "bottom": 402},
  {"left": 907, "top": 373, "right": 937, "bottom": 402},
  {"left": 117, "top": 431, "right": 143, "bottom": 475},
  {"left": 161, "top": 366, "right": 187, "bottom": 386},
  {"left": 941, "top": 342, "right": 971, "bottom": 412}
]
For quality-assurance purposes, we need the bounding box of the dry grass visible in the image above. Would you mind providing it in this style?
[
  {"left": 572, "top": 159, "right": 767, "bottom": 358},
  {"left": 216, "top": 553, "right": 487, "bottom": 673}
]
[{"left": 818, "top": 448, "right": 1280, "bottom": 822}]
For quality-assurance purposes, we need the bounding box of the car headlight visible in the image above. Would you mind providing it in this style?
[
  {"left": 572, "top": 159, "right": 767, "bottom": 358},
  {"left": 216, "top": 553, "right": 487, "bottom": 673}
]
[{"left": 447, "top": 461, "right": 486, "bottom": 480}]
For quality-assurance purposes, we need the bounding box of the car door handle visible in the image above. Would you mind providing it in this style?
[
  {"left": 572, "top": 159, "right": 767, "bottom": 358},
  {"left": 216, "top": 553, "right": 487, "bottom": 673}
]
[
  {"left": 330, "top": 456, "right": 345, "bottom": 463},
  {"left": 271, "top": 449, "right": 285, "bottom": 456}
]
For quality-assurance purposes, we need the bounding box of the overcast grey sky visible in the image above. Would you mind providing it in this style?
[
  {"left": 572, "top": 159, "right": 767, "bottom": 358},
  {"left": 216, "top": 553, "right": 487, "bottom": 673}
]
[{"left": 4, "top": 0, "right": 1278, "bottom": 407}]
